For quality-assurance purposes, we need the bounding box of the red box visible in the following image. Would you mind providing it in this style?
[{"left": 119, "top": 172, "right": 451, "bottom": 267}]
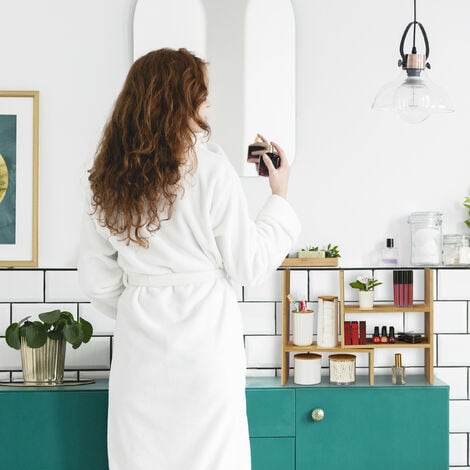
[
  {"left": 344, "top": 321, "right": 352, "bottom": 345},
  {"left": 351, "top": 321, "right": 359, "bottom": 345}
]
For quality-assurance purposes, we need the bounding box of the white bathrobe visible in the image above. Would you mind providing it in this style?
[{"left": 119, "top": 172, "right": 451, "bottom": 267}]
[{"left": 78, "top": 141, "right": 300, "bottom": 470}]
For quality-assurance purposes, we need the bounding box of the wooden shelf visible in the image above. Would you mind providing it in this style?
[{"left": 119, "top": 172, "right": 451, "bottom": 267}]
[
  {"left": 344, "top": 303, "right": 430, "bottom": 313},
  {"left": 341, "top": 339, "right": 431, "bottom": 349},
  {"left": 280, "top": 258, "right": 339, "bottom": 268},
  {"left": 280, "top": 267, "right": 435, "bottom": 386},
  {"left": 285, "top": 341, "right": 351, "bottom": 352}
]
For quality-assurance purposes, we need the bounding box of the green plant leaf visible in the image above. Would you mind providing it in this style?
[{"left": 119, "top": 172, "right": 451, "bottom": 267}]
[
  {"left": 349, "top": 281, "right": 366, "bottom": 291},
  {"left": 25, "top": 322, "right": 48, "bottom": 348},
  {"left": 60, "top": 311, "right": 75, "bottom": 322},
  {"left": 38, "top": 309, "right": 61, "bottom": 327},
  {"left": 63, "top": 322, "right": 80, "bottom": 345},
  {"left": 47, "top": 329, "right": 63, "bottom": 340},
  {"left": 19, "top": 321, "right": 33, "bottom": 337},
  {"left": 5, "top": 323, "right": 21, "bottom": 350},
  {"left": 17, "top": 315, "right": 32, "bottom": 326},
  {"left": 79, "top": 317, "right": 93, "bottom": 343},
  {"left": 71, "top": 325, "right": 85, "bottom": 349}
]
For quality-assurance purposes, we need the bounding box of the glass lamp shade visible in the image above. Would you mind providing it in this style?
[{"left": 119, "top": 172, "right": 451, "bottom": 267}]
[
  {"left": 394, "top": 77, "right": 432, "bottom": 124},
  {"left": 372, "top": 70, "right": 454, "bottom": 124}
]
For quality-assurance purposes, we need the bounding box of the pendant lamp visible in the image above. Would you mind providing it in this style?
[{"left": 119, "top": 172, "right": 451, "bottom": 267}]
[{"left": 372, "top": 0, "right": 453, "bottom": 124}]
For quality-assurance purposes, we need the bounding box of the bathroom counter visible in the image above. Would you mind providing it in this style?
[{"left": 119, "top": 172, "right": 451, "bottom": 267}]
[{"left": 0, "top": 377, "right": 449, "bottom": 470}]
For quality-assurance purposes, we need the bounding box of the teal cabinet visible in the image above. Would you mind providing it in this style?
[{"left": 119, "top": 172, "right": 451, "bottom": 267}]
[
  {"left": 0, "top": 377, "right": 448, "bottom": 470},
  {"left": 246, "top": 376, "right": 449, "bottom": 470}
]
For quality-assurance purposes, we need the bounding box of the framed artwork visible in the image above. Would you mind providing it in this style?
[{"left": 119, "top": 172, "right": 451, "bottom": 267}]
[{"left": 0, "top": 91, "right": 39, "bottom": 267}]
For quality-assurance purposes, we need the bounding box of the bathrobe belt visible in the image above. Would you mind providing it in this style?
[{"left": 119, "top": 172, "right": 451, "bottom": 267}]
[{"left": 123, "top": 269, "right": 226, "bottom": 287}]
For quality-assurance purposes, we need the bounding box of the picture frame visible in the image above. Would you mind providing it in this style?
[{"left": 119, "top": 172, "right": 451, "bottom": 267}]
[{"left": 0, "top": 90, "right": 39, "bottom": 267}]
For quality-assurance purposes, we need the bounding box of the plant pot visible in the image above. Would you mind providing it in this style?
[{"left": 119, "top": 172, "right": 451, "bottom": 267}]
[
  {"left": 298, "top": 250, "right": 325, "bottom": 259},
  {"left": 20, "top": 337, "right": 66, "bottom": 385},
  {"left": 358, "top": 290, "right": 374, "bottom": 309}
]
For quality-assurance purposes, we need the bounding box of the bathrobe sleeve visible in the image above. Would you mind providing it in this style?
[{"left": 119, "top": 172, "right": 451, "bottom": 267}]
[
  {"left": 78, "top": 210, "right": 124, "bottom": 319},
  {"left": 211, "top": 159, "right": 301, "bottom": 286}
]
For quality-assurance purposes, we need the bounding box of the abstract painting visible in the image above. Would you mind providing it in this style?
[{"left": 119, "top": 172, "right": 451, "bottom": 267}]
[{"left": 0, "top": 91, "right": 38, "bottom": 266}]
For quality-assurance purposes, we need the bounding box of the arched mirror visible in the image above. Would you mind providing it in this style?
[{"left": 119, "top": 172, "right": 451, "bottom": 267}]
[{"left": 133, "top": 0, "right": 295, "bottom": 176}]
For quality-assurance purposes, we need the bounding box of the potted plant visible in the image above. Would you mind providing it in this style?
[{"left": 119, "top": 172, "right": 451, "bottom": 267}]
[
  {"left": 298, "top": 245, "right": 325, "bottom": 258},
  {"left": 349, "top": 275, "right": 383, "bottom": 309},
  {"left": 5, "top": 310, "right": 93, "bottom": 385},
  {"left": 298, "top": 243, "right": 341, "bottom": 259}
]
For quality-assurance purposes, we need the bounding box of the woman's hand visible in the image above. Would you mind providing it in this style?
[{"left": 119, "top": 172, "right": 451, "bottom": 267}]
[{"left": 262, "top": 141, "right": 290, "bottom": 199}]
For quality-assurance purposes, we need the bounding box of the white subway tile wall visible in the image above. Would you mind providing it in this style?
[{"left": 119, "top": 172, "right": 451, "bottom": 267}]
[
  {"left": 0, "top": 267, "right": 468, "bottom": 466},
  {"left": 0, "top": 304, "right": 10, "bottom": 334}
]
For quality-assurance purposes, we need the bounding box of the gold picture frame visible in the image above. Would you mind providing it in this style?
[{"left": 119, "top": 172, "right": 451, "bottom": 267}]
[{"left": 0, "top": 90, "right": 39, "bottom": 266}]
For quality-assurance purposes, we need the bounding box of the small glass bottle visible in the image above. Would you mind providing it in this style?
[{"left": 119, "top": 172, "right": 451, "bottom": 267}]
[
  {"left": 373, "top": 326, "right": 381, "bottom": 343},
  {"left": 388, "top": 326, "right": 396, "bottom": 344},
  {"left": 381, "top": 238, "right": 398, "bottom": 265},
  {"left": 380, "top": 326, "right": 388, "bottom": 343},
  {"left": 392, "top": 353, "right": 406, "bottom": 385}
]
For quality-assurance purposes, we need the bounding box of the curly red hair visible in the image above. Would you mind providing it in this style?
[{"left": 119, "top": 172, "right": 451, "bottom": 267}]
[{"left": 88, "top": 48, "right": 210, "bottom": 247}]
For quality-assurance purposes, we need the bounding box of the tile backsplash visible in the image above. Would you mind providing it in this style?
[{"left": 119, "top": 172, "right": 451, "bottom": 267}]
[{"left": 0, "top": 266, "right": 469, "bottom": 467}]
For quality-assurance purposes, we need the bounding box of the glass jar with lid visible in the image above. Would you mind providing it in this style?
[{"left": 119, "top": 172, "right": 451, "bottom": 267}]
[
  {"left": 442, "top": 234, "right": 470, "bottom": 265},
  {"left": 408, "top": 212, "right": 443, "bottom": 265}
]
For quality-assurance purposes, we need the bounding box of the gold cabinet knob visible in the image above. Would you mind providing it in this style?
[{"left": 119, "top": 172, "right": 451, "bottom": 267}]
[{"left": 311, "top": 408, "right": 325, "bottom": 422}]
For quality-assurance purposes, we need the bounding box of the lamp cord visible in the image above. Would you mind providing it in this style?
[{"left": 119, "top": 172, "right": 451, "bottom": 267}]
[{"left": 412, "top": 0, "right": 417, "bottom": 53}]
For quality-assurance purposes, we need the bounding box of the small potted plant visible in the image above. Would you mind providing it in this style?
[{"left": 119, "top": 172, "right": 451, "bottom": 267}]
[
  {"left": 5, "top": 310, "right": 93, "bottom": 385},
  {"left": 298, "top": 245, "right": 325, "bottom": 259},
  {"left": 298, "top": 243, "right": 341, "bottom": 259},
  {"left": 349, "top": 275, "right": 383, "bottom": 309}
]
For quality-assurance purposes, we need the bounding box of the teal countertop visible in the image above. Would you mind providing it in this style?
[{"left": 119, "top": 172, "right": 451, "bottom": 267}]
[
  {"left": 0, "top": 375, "right": 448, "bottom": 392},
  {"left": 246, "top": 375, "right": 448, "bottom": 389}
]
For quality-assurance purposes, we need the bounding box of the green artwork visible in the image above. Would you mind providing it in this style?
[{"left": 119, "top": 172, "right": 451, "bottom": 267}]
[{"left": 0, "top": 115, "right": 17, "bottom": 244}]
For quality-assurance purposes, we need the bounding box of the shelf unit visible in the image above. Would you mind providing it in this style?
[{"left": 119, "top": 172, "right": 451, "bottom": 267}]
[{"left": 280, "top": 261, "right": 434, "bottom": 386}]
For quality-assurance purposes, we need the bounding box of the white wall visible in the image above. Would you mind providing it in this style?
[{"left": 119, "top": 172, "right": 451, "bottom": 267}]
[
  {"left": 287, "top": 0, "right": 470, "bottom": 266},
  {"left": 2, "top": 0, "right": 468, "bottom": 267},
  {"left": 0, "top": 0, "right": 136, "bottom": 266}
]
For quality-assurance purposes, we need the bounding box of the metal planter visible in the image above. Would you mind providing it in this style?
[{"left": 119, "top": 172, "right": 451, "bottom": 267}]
[{"left": 20, "top": 337, "right": 66, "bottom": 385}]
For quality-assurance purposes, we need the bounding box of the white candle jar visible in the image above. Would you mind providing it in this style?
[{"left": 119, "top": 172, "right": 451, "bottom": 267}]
[
  {"left": 292, "top": 310, "right": 314, "bottom": 346},
  {"left": 317, "top": 296, "right": 338, "bottom": 347},
  {"left": 408, "top": 212, "right": 443, "bottom": 265},
  {"left": 329, "top": 354, "right": 356, "bottom": 385},
  {"left": 294, "top": 353, "right": 321, "bottom": 385}
]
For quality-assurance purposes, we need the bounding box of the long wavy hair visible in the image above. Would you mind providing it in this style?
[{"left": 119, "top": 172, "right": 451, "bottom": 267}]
[{"left": 88, "top": 48, "right": 210, "bottom": 247}]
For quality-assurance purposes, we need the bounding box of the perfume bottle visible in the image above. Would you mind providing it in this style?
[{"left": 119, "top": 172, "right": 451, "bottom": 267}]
[
  {"left": 392, "top": 353, "right": 406, "bottom": 385},
  {"left": 381, "top": 238, "right": 398, "bottom": 265}
]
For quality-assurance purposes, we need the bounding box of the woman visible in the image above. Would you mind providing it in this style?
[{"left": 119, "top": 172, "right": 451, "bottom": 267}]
[{"left": 79, "top": 48, "right": 300, "bottom": 470}]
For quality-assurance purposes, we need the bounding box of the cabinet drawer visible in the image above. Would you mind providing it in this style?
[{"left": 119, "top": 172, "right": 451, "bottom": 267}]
[
  {"left": 250, "top": 437, "right": 295, "bottom": 470},
  {"left": 246, "top": 389, "right": 295, "bottom": 437}
]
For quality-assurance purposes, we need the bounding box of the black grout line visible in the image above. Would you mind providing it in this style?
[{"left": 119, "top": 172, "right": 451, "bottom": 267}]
[{"left": 42, "top": 270, "right": 46, "bottom": 303}]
